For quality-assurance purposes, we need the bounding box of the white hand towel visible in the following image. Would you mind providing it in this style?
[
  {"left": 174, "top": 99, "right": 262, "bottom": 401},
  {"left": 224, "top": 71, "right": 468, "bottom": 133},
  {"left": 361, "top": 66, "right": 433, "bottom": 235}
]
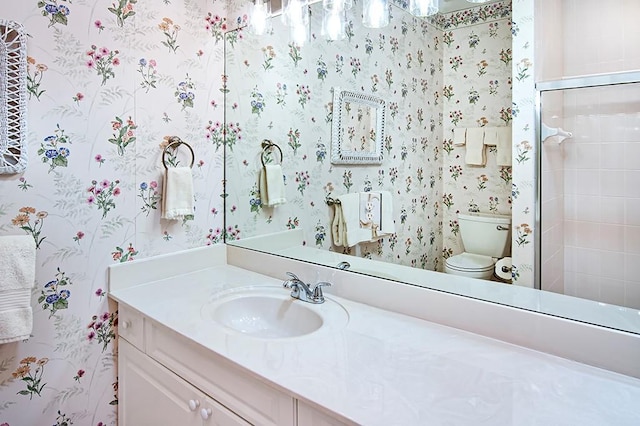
[
  {"left": 495, "top": 126, "right": 512, "bottom": 166},
  {"left": 0, "top": 235, "right": 36, "bottom": 343},
  {"left": 379, "top": 191, "right": 395, "bottom": 235},
  {"left": 453, "top": 128, "right": 467, "bottom": 146},
  {"left": 464, "top": 127, "right": 486, "bottom": 166},
  {"left": 161, "top": 167, "right": 195, "bottom": 220},
  {"left": 337, "top": 193, "right": 370, "bottom": 247},
  {"left": 259, "top": 165, "right": 286, "bottom": 207}
]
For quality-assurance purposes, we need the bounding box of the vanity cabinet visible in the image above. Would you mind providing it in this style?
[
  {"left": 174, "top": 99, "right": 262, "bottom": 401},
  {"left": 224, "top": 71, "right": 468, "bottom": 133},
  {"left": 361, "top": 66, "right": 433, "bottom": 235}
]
[
  {"left": 119, "top": 339, "right": 249, "bottom": 425},
  {"left": 117, "top": 306, "right": 296, "bottom": 426}
]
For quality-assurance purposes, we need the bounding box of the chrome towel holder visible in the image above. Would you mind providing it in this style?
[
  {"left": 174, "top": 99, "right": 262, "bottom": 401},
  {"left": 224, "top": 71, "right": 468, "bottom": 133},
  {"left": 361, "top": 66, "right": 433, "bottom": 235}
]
[
  {"left": 162, "top": 136, "right": 194, "bottom": 169},
  {"left": 260, "top": 139, "right": 283, "bottom": 167}
]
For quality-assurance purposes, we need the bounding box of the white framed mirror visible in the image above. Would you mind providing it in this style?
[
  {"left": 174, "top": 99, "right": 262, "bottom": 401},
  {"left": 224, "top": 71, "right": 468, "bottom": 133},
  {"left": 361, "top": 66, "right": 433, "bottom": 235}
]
[
  {"left": 0, "top": 19, "right": 28, "bottom": 174},
  {"left": 330, "top": 88, "right": 385, "bottom": 165}
]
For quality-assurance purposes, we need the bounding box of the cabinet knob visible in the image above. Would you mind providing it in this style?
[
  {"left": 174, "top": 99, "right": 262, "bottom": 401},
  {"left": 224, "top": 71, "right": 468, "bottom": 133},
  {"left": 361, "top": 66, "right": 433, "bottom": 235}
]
[
  {"left": 200, "top": 408, "right": 212, "bottom": 420},
  {"left": 121, "top": 320, "right": 131, "bottom": 329},
  {"left": 188, "top": 399, "right": 200, "bottom": 411}
]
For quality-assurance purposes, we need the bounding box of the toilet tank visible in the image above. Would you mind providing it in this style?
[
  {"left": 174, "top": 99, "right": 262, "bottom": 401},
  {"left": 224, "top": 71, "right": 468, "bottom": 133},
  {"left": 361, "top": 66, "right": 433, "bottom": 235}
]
[{"left": 458, "top": 212, "right": 511, "bottom": 257}]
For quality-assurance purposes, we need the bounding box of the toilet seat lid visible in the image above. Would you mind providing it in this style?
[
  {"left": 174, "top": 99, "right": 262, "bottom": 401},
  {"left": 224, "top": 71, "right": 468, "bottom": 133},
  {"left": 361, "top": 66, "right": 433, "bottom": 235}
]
[{"left": 446, "top": 253, "right": 495, "bottom": 272}]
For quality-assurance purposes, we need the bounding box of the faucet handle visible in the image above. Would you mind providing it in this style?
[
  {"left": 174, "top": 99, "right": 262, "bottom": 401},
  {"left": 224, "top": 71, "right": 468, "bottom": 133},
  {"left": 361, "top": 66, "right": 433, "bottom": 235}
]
[
  {"left": 312, "top": 282, "right": 332, "bottom": 299},
  {"left": 283, "top": 272, "right": 300, "bottom": 287},
  {"left": 285, "top": 272, "right": 300, "bottom": 282}
]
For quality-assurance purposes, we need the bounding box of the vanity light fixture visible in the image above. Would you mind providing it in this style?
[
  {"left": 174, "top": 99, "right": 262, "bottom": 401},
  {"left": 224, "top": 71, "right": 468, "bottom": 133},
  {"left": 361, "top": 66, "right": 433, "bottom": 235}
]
[
  {"left": 248, "top": 0, "right": 272, "bottom": 36},
  {"left": 282, "top": 0, "right": 310, "bottom": 45},
  {"left": 323, "top": 0, "right": 353, "bottom": 11},
  {"left": 362, "top": 0, "right": 390, "bottom": 28},
  {"left": 321, "top": 8, "right": 347, "bottom": 40},
  {"left": 409, "top": 0, "right": 438, "bottom": 17},
  {"left": 321, "top": 0, "right": 348, "bottom": 41}
]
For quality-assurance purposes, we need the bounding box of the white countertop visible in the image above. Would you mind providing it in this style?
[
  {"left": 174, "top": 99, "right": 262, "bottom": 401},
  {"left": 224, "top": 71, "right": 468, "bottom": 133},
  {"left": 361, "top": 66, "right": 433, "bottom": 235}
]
[{"left": 110, "top": 262, "right": 640, "bottom": 425}]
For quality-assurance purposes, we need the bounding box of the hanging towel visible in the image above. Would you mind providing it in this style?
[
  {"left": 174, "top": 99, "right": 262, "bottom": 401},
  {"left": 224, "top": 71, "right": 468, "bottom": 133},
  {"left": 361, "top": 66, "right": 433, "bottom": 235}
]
[
  {"left": 161, "top": 166, "right": 195, "bottom": 220},
  {"left": 495, "top": 127, "right": 512, "bottom": 166},
  {"left": 359, "top": 192, "right": 382, "bottom": 231},
  {"left": 453, "top": 128, "right": 467, "bottom": 146},
  {"left": 336, "top": 193, "right": 370, "bottom": 247},
  {"left": 331, "top": 202, "right": 345, "bottom": 246},
  {"left": 359, "top": 191, "right": 396, "bottom": 241},
  {"left": 464, "top": 127, "right": 486, "bottom": 166},
  {"left": 259, "top": 165, "right": 286, "bottom": 207},
  {"left": 0, "top": 235, "right": 36, "bottom": 344},
  {"left": 379, "top": 191, "right": 395, "bottom": 236}
]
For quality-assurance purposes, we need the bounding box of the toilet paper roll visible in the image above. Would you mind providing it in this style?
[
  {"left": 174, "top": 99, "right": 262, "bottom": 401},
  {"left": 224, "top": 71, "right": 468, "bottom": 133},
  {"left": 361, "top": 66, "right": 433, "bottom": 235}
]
[{"left": 494, "top": 257, "right": 512, "bottom": 282}]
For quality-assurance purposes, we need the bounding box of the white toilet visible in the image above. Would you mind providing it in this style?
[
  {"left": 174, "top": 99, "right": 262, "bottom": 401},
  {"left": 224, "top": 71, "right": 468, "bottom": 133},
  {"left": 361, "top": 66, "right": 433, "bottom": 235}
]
[{"left": 444, "top": 212, "right": 511, "bottom": 281}]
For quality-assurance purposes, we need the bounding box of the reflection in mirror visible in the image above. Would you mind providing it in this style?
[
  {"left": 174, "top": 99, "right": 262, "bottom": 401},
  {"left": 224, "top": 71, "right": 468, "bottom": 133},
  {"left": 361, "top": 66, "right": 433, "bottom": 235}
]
[
  {"left": 331, "top": 88, "right": 385, "bottom": 164},
  {"left": 223, "top": 0, "right": 640, "bottom": 334}
]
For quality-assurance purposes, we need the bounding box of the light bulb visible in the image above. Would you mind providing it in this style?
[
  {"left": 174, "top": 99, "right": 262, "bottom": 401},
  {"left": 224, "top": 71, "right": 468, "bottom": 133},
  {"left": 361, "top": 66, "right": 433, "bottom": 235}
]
[
  {"left": 248, "top": 0, "right": 271, "bottom": 35},
  {"left": 362, "top": 0, "right": 389, "bottom": 28},
  {"left": 322, "top": 8, "right": 346, "bottom": 41},
  {"left": 410, "top": 0, "right": 438, "bottom": 17}
]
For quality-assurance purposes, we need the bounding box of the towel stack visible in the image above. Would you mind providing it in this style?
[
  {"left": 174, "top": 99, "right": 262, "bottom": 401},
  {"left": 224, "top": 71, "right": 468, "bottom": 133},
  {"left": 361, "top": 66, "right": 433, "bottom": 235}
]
[
  {"left": 259, "top": 165, "right": 286, "bottom": 206},
  {"left": 0, "top": 235, "right": 36, "bottom": 344},
  {"left": 332, "top": 192, "right": 395, "bottom": 247},
  {"left": 453, "top": 126, "right": 512, "bottom": 166},
  {"left": 162, "top": 167, "right": 195, "bottom": 220}
]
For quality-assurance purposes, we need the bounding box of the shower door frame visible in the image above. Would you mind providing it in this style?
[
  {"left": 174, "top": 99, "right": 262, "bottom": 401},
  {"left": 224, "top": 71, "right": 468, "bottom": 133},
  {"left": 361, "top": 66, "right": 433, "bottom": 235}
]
[{"left": 534, "top": 70, "right": 640, "bottom": 290}]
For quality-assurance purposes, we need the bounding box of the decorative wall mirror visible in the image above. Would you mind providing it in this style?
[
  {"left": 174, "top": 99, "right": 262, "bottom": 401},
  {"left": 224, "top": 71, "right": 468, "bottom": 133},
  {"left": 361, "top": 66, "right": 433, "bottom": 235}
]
[
  {"left": 0, "top": 19, "right": 28, "bottom": 174},
  {"left": 330, "top": 88, "right": 385, "bottom": 165}
]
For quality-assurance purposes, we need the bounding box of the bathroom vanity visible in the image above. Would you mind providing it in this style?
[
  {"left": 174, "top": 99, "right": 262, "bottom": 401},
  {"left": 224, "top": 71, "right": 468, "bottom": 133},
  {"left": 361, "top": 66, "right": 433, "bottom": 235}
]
[{"left": 109, "top": 244, "right": 640, "bottom": 425}]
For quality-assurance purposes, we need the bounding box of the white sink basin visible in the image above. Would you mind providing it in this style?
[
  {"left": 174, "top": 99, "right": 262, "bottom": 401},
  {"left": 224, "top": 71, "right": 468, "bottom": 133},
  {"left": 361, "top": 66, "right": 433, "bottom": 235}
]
[{"left": 202, "top": 286, "right": 349, "bottom": 339}]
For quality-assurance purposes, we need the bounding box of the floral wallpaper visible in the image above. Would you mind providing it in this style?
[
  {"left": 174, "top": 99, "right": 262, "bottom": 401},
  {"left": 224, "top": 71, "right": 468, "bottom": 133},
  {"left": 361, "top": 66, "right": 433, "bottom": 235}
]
[
  {"left": 510, "top": 0, "right": 536, "bottom": 286},
  {"left": 226, "top": 1, "right": 513, "bottom": 271},
  {"left": 0, "top": 0, "right": 233, "bottom": 424},
  {"left": 441, "top": 19, "right": 513, "bottom": 258},
  {"left": 225, "top": 1, "right": 445, "bottom": 270},
  {"left": 0, "top": 0, "right": 523, "bottom": 424}
]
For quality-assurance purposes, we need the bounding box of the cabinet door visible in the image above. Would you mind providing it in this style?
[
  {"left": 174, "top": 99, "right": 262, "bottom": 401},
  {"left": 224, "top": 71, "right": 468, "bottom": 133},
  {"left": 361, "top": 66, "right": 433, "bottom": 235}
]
[
  {"left": 201, "top": 396, "right": 252, "bottom": 426},
  {"left": 119, "top": 339, "right": 249, "bottom": 426}
]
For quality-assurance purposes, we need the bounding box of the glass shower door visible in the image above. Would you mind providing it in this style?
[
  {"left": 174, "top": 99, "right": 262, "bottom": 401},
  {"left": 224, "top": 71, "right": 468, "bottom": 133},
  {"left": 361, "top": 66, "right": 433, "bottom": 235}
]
[{"left": 537, "top": 73, "right": 640, "bottom": 310}]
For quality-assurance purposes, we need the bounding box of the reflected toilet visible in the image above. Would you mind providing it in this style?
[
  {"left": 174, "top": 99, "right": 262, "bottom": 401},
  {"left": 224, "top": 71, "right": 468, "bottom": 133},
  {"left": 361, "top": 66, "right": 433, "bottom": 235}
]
[{"left": 444, "top": 213, "right": 511, "bottom": 282}]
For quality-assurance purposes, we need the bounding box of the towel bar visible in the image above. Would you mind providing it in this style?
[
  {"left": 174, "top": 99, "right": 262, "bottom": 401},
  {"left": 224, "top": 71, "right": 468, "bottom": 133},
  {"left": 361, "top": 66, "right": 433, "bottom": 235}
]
[
  {"left": 325, "top": 196, "right": 341, "bottom": 206},
  {"left": 162, "top": 136, "right": 194, "bottom": 169},
  {"left": 260, "top": 139, "right": 283, "bottom": 167}
]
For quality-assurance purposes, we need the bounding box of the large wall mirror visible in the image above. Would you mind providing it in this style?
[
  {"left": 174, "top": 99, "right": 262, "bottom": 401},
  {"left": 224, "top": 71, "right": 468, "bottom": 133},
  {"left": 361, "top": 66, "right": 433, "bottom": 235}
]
[{"left": 223, "top": 0, "right": 640, "bottom": 335}]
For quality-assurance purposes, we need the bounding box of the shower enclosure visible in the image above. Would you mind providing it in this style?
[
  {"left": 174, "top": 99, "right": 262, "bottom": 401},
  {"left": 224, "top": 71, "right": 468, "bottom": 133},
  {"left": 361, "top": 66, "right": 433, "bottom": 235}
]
[{"left": 536, "top": 71, "right": 640, "bottom": 310}]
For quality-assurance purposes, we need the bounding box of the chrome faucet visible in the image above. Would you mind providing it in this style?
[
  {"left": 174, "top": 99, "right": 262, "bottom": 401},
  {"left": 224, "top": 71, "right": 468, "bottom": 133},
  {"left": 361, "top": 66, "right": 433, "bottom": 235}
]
[
  {"left": 336, "top": 261, "right": 351, "bottom": 270},
  {"left": 283, "top": 272, "right": 331, "bottom": 304}
]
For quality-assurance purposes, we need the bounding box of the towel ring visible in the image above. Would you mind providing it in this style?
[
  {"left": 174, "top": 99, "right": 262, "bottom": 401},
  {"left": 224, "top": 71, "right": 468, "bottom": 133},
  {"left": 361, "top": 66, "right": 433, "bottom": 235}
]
[
  {"left": 162, "top": 136, "right": 195, "bottom": 170},
  {"left": 260, "top": 139, "right": 283, "bottom": 167}
]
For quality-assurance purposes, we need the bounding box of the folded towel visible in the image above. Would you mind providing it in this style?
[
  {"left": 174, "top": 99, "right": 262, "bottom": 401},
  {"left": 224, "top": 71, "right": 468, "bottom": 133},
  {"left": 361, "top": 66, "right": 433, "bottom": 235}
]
[
  {"left": 259, "top": 165, "right": 286, "bottom": 207},
  {"left": 161, "top": 167, "right": 195, "bottom": 220},
  {"left": 453, "top": 128, "right": 467, "bottom": 146},
  {"left": 464, "top": 127, "right": 486, "bottom": 166},
  {"left": 0, "top": 235, "right": 35, "bottom": 343},
  {"left": 495, "top": 126, "right": 512, "bottom": 166}
]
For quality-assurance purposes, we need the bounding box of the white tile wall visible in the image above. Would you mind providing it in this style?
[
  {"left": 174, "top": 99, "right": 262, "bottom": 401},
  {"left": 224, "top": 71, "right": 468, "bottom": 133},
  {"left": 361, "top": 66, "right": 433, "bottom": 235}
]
[{"left": 560, "top": 83, "right": 640, "bottom": 309}]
